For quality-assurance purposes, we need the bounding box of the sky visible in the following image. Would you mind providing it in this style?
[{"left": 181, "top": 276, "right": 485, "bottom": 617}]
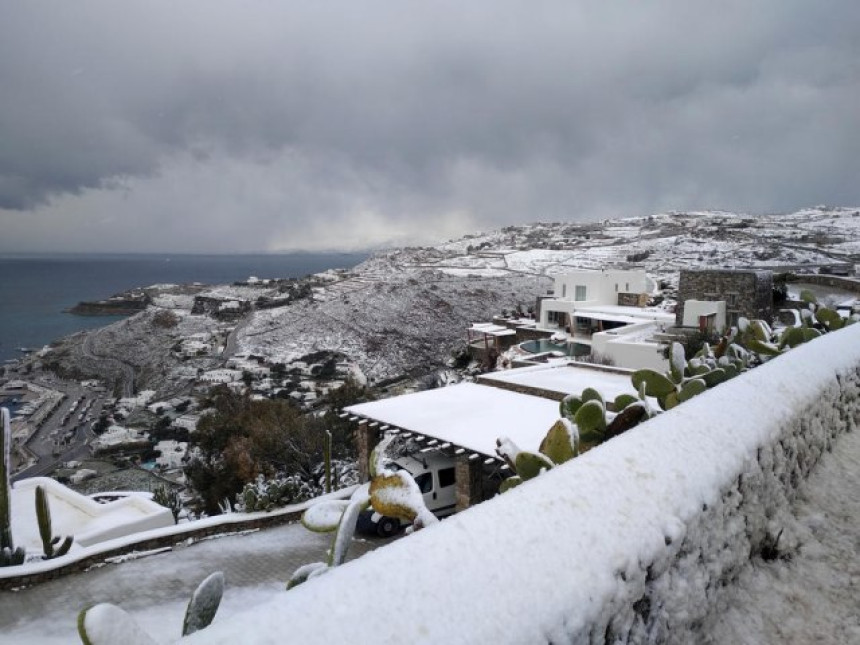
[{"left": 1, "top": 1, "right": 859, "bottom": 254}]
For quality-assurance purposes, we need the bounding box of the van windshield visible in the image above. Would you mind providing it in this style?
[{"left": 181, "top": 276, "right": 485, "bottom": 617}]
[{"left": 414, "top": 472, "right": 433, "bottom": 493}]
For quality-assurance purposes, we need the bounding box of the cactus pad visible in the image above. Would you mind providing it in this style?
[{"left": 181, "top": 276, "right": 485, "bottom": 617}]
[
  {"left": 514, "top": 451, "right": 554, "bottom": 480},
  {"left": 632, "top": 369, "right": 675, "bottom": 397},
  {"left": 539, "top": 418, "right": 578, "bottom": 464}
]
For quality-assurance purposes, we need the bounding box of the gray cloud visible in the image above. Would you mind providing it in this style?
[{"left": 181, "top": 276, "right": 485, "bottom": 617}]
[{"left": 1, "top": 1, "right": 859, "bottom": 251}]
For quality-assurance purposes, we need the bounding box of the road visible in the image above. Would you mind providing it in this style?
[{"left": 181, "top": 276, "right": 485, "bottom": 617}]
[
  {"left": 11, "top": 376, "right": 108, "bottom": 483},
  {"left": 82, "top": 327, "right": 136, "bottom": 397},
  {"left": 0, "top": 522, "right": 391, "bottom": 644}
]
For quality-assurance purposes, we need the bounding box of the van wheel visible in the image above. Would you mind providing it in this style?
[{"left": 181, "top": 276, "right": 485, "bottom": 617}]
[{"left": 377, "top": 516, "right": 399, "bottom": 538}]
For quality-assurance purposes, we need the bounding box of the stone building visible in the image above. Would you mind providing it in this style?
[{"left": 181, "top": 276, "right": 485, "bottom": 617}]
[{"left": 676, "top": 269, "right": 773, "bottom": 328}]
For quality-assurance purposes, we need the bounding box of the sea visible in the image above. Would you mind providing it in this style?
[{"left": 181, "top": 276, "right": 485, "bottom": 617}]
[{"left": 0, "top": 252, "right": 369, "bottom": 364}]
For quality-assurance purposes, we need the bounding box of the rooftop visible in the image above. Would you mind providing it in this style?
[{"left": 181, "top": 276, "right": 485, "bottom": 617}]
[{"left": 346, "top": 382, "right": 560, "bottom": 457}]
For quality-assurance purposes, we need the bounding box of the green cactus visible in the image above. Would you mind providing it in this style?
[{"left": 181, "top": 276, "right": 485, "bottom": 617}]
[
  {"left": 580, "top": 387, "right": 604, "bottom": 406},
  {"left": 559, "top": 393, "right": 583, "bottom": 420},
  {"left": 78, "top": 571, "right": 225, "bottom": 643},
  {"left": 573, "top": 399, "right": 607, "bottom": 449},
  {"left": 0, "top": 408, "right": 25, "bottom": 567},
  {"left": 499, "top": 475, "right": 523, "bottom": 493},
  {"left": 799, "top": 289, "right": 817, "bottom": 304},
  {"left": 538, "top": 419, "right": 577, "bottom": 465},
  {"left": 745, "top": 337, "right": 780, "bottom": 356},
  {"left": 631, "top": 369, "right": 675, "bottom": 398},
  {"left": 36, "top": 485, "right": 73, "bottom": 559},
  {"left": 78, "top": 604, "right": 159, "bottom": 645},
  {"left": 182, "top": 572, "right": 225, "bottom": 636},
  {"left": 815, "top": 307, "right": 843, "bottom": 331},
  {"left": 678, "top": 378, "right": 707, "bottom": 403},
  {"left": 613, "top": 393, "right": 638, "bottom": 411},
  {"left": 778, "top": 326, "right": 806, "bottom": 349},
  {"left": 323, "top": 429, "right": 332, "bottom": 494},
  {"left": 514, "top": 451, "right": 554, "bottom": 480},
  {"left": 700, "top": 367, "right": 727, "bottom": 387}
]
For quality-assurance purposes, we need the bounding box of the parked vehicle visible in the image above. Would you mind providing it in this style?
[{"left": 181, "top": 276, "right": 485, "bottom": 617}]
[{"left": 357, "top": 451, "right": 457, "bottom": 538}]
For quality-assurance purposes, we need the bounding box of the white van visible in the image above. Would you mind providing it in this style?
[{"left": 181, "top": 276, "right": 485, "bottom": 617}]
[{"left": 357, "top": 451, "right": 458, "bottom": 537}]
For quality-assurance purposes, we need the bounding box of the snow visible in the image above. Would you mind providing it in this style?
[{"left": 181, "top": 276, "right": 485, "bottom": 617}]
[
  {"left": 187, "top": 323, "right": 860, "bottom": 643},
  {"left": 702, "top": 424, "right": 860, "bottom": 644},
  {"left": 0, "top": 518, "right": 380, "bottom": 644},
  {"left": 346, "top": 383, "right": 561, "bottom": 457},
  {"left": 10, "top": 477, "right": 174, "bottom": 552},
  {"left": 80, "top": 603, "right": 158, "bottom": 645},
  {"left": 478, "top": 362, "right": 637, "bottom": 404}
]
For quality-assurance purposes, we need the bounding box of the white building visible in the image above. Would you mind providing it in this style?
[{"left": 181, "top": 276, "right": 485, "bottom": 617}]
[
  {"left": 539, "top": 269, "right": 650, "bottom": 330},
  {"left": 199, "top": 369, "right": 242, "bottom": 384},
  {"left": 173, "top": 414, "right": 200, "bottom": 432},
  {"left": 92, "top": 425, "right": 150, "bottom": 451},
  {"left": 155, "top": 440, "right": 188, "bottom": 469},
  {"left": 533, "top": 270, "right": 672, "bottom": 371}
]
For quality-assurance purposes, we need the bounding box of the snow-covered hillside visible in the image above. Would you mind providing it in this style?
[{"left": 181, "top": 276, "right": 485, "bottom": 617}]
[
  {"left": 237, "top": 206, "right": 860, "bottom": 382},
  {"left": 45, "top": 206, "right": 860, "bottom": 391}
]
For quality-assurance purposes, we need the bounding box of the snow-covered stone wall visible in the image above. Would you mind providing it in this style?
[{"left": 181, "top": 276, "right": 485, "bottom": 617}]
[{"left": 190, "top": 324, "right": 860, "bottom": 644}]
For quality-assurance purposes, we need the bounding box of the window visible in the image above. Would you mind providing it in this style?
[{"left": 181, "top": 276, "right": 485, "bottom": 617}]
[
  {"left": 614, "top": 283, "right": 618, "bottom": 292},
  {"left": 438, "top": 467, "right": 456, "bottom": 488},
  {"left": 562, "top": 284, "right": 567, "bottom": 298},
  {"left": 414, "top": 473, "right": 433, "bottom": 494},
  {"left": 625, "top": 282, "right": 629, "bottom": 292},
  {"left": 574, "top": 285, "right": 587, "bottom": 301},
  {"left": 726, "top": 292, "right": 738, "bottom": 307}
]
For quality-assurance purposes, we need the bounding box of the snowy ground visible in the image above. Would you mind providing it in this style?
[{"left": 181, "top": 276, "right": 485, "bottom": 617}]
[
  {"left": 701, "top": 427, "right": 860, "bottom": 644},
  {"left": 0, "top": 523, "right": 389, "bottom": 644}
]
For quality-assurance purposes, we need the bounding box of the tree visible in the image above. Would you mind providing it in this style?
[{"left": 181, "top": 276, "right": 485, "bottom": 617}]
[{"left": 184, "top": 390, "right": 333, "bottom": 515}]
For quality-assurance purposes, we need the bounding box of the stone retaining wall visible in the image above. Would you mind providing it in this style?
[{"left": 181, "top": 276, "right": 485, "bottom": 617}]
[
  {"left": 0, "top": 506, "right": 306, "bottom": 590},
  {"left": 187, "top": 324, "right": 860, "bottom": 644}
]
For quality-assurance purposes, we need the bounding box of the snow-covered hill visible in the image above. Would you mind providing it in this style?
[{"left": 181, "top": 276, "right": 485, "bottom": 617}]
[
  {"left": 237, "top": 206, "right": 860, "bottom": 382},
  {"left": 46, "top": 206, "right": 860, "bottom": 391}
]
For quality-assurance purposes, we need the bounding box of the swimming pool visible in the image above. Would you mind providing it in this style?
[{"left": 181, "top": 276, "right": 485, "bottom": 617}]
[{"left": 519, "top": 339, "right": 591, "bottom": 357}]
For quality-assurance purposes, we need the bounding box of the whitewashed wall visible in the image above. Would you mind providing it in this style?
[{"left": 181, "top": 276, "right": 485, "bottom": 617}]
[{"left": 190, "top": 324, "right": 860, "bottom": 645}]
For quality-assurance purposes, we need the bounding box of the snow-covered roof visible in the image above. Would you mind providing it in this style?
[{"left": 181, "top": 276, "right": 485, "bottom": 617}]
[
  {"left": 479, "top": 363, "right": 636, "bottom": 402},
  {"left": 346, "top": 383, "right": 560, "bottom": 457},
  {"left": 571, "top": 311, "right": 643, "bottom": 324},
  {"left": 10, "top": 478, "right": 173, "bottom": 551}
]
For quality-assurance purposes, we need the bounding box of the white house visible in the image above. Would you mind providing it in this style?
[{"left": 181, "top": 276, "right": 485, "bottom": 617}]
[
  {"left": 533, "top": 269, "right": 672, "bottom": 371},
  {"left": 539, "top": 269, "right": 650, "bottom": 330},
  {"left": 155, "top": 440, "right": 187, "bottom": 469}
]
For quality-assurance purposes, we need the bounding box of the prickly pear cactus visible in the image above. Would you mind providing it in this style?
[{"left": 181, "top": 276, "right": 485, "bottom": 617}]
[
  {"left": 631, "top": 369, "right": 674, "bottom": 398},
  {"left": 77, "top": 604, "right": 159, "bottom": 645},
  {"left": 559, "top": 393, "right": 582, "bottom": 420},
  {"left": 36, "top": 485, "right": 73, "bottom": 559},
  {"left": 182, "top": 571, "right": 225, "bottom": 636},
  {"left": 573, "top": 399, "right": 607, "bottom": 449},
  {"left": 0, "top": 408, "right": 24, "bottom": 567},
  {"left": 538, "top": 418, "right": 578, "bottom": 465}
]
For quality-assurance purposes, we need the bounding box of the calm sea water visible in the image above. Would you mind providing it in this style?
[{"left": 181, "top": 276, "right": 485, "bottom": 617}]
[{"left": 0, "top": 252, "right": 368, "bottom": 364}]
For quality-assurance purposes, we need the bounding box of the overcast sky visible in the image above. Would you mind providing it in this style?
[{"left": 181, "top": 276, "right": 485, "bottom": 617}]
[{"left": 1, "top": 1, "right": 858, "bottom": 253}]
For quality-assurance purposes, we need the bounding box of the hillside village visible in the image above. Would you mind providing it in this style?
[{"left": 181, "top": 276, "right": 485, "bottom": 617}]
[
  {"left": 2, "top": 208, "right": 860, "bottom": 511},
  {"left": 2, "top": 208, "right": 860, "bottom": 642}
]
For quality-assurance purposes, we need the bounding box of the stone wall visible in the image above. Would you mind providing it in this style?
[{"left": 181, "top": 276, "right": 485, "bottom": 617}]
[
  {"left": 187, "top": 325, "right": 860, "bottom": 644},
  {"left": 0, "top": 506, "right": 305, "bottom": 590},
  {"left": 617, "top": 292, "right": 648, "bottom": 307},
  {"left": 789, "top": 273, "right": 860, "bottom": 294},
  {"left": 676, "top": 269, "right": 773, "bottom": 327}
]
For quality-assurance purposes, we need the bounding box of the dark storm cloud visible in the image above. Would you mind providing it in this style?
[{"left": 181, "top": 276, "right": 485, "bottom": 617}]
[{"left": 1, "top": 1, "right": 859, "bottom": 251}]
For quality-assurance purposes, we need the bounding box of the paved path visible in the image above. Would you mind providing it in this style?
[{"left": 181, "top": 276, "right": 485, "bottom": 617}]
[
  {"left": 702, "top": 427, "right": 860, "bottom": 644},
  {"left": 0, "top": 522, "right": 390, "bottom": 644}
]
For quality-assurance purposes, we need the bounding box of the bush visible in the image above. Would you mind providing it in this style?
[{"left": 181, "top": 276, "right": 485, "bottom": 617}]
[{"left": 152, "top": 484, "right": 182, "bottom": 523}]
